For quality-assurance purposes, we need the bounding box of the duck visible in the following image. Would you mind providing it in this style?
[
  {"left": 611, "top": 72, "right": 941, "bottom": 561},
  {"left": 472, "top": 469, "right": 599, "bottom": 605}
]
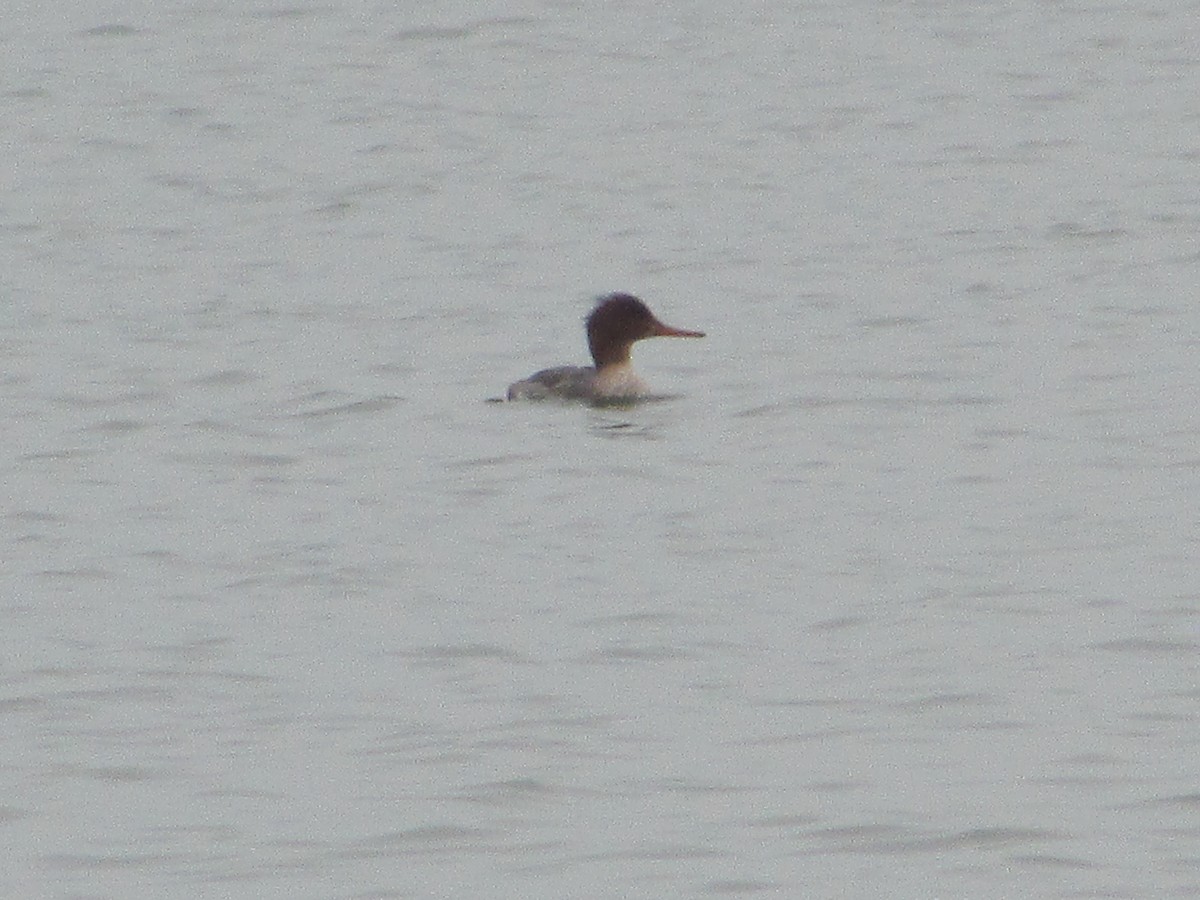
[{"left": 506, "top": 293, "right": 705, "bottom": 402}]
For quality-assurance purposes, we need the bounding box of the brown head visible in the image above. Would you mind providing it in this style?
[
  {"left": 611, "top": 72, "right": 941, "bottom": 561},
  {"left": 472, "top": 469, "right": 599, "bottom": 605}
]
[{"left": 585, "top": 293, "right": 705, "bottom": 368}]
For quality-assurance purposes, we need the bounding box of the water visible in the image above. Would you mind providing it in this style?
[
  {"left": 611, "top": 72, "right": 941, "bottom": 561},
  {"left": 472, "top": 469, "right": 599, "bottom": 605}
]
[{"left": 4, "top": 2, "right": 1199, "bottom": 898}]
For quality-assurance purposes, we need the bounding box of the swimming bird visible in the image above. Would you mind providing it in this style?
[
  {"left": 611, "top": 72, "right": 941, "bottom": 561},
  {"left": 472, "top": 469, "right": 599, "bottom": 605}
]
[{"left": 506, "top": 293, "right": 705, "bottom": 402}]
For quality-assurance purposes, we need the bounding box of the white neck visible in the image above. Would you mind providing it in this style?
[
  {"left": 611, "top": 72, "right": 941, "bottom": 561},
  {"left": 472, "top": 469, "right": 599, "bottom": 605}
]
[{"left": 592, "top": 363, "right": 648, "bottom": 398}]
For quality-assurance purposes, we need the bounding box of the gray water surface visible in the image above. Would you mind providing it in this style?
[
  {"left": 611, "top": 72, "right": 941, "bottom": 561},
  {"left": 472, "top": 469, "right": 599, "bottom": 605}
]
[{"left": 4, "top": 3, "right": 1199, "bottom": 898}]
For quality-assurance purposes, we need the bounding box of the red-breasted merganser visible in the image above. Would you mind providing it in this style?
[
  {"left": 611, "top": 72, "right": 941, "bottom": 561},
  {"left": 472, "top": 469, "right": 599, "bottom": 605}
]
[{"left": 506, "top": 293, "right": 705, "bottom": 402}]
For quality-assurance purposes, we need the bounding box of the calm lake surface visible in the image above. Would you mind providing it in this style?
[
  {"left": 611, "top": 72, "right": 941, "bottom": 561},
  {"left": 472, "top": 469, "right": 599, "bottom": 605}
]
[{"left": 4, "top": 2, "right": 1199, "bottom": 898}]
